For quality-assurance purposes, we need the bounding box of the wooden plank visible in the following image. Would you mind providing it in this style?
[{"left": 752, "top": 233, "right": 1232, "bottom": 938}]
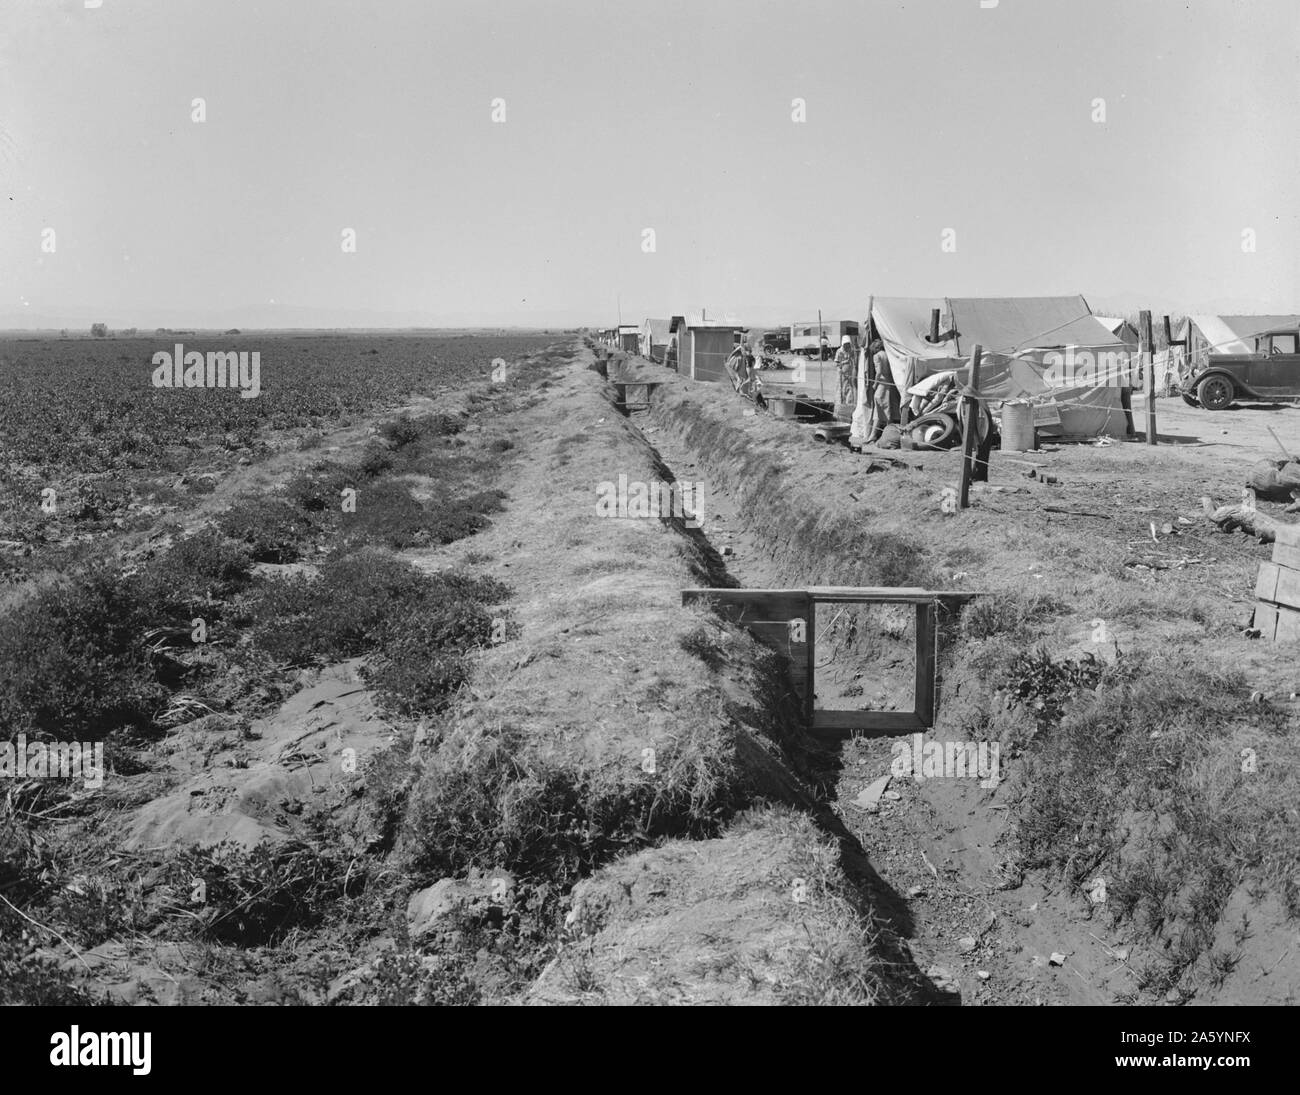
[
  {"left": 1256, "top": 561, "right": 1281, "bottom": 603},
  {"left": 808, "top": 587, "right": 979, "bottom": 604},
  {"left": 1140, "top": 310, "right": 1157, "bottom": 445},
  {"left": 1033, "top": 402, "right": 1062, "bottom": 427},
  {"left": 1272, "top": 541, "right": 1300, "bottom": 569},
  {"left": 1273, "top": 522, "right": 1300, "bottom": 548},
  {"left": 809, "top": 585, "right": 925, "bottom": 601},
  {"left": 1274, "top": 564, "right": 1300, "bottom": 610},
  {"left": 806, "top": 603, "right": 816, "bottom": 720},
  {"left": 687, "top": 587, "right": 977, "bottom": 604},
  {"left": 1255, "top": 600, "right": 1279, "bottom": 640},
  {"left": 914, "top": 603, "right": 937, "bottom": 725},
  {"left": 1275, "top": 604, "right": 1300, "bottom": 642},
  {"left": 683, "top": 589, "right": 808, "bottom": 611},
  {"left": 811, "top": 710, "right": 928, "bottom": 735}
]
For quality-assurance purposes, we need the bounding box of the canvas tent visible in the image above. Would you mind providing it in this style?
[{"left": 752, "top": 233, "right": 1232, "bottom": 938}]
[
  {"left": 869, "top": 296, "right": 1134, "bottom": 439},
  {"left": 1095, "top": 316, "right": 1139, "bottom": 347}
]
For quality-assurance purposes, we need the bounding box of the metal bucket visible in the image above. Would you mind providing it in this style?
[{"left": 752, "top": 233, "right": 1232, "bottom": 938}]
[{"left": 1000, "top": 400, "right": 1036, "bottom": 451}]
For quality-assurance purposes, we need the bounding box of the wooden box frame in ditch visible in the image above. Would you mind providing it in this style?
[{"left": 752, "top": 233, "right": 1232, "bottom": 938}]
[{"left": 681, "top": 586, "right": 977, "bottom": 736}]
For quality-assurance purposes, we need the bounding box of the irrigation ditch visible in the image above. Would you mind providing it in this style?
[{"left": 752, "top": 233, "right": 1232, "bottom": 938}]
[{"left": 582, "top": 344, "right": 1240, "bottom": 1006}]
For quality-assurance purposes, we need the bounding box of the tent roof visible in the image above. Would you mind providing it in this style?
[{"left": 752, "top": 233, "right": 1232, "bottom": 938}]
[
  {"left": 871, "top": 295, "right": 1124, "bottom": 361},
  {"left": 643, "top": 318, "right": 672, "bottom": 342},
  {"left": 683, "top": 310, "right": 742, "bottom": 329},
  {"left": 1189, "top": 314, "right": 1300, "bottom": 354}
]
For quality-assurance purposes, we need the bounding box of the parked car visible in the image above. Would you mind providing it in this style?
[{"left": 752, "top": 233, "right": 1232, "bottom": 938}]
[{"left": 1181, "top": 326, "right": 1300, "bottom": 410}]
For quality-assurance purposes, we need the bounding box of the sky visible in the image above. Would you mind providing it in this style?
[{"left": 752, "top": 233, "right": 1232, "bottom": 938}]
[{"left": 0, "top": 0, "right": 1297, "bottom": 329}]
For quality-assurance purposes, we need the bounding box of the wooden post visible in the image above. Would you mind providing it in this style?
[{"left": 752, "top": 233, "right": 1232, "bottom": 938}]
[
  {"left": 817, "top": 307, "right": 825, "bottom": 400},
  {"left": 914, "top": 602, "right": 937, "bottom": 724},
  {"left": 1140, "top": 310, "right": 1157, "bottom": 446},
  {"left": 929, "top": 308, "right": 940, "bottom": 343},
  {"left": 863, "top": 295, "right": 874, "bottom": 404},
  {"left": 958, "top": 344, "right": 984, "bottom": 509}
]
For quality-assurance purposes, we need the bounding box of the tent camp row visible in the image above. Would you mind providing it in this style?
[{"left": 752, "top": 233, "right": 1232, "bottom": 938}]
[
  {"left": 595, "top": 326, "right": 643, "bottom": 353},
  {"left": 618, "top": 297, "right": 1135, "bottom": 439},
  {"left": 612, "top": 299, "right": 1299, "bottom": 443},
  {"left": 630, "top": 313, "right": 746, "bottom": 381}
]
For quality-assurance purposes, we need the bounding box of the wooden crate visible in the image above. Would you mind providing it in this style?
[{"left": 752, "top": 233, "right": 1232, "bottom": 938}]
[
  {"left": 1276, "top": 603, "right": 1300, "bottom": 642},
  {"left": 1254, "top": 534, "right": 1300, "bottom": 639},
  {"left": 613, "top": 381, "right": 658, "bottom": 409},
  {"left": 1254, "top": 600, "right": 1279, "bottom": 641},
  {"left": 1275, "top": 521, "right": 1300, "bottom": 570}
]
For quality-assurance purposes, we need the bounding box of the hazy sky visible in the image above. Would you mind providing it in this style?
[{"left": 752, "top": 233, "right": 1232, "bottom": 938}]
[{"left": 1, "top": 0, "right": 1297, "bottom": 328}]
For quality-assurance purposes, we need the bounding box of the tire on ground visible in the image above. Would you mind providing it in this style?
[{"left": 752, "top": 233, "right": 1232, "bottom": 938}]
[{"left": 908, "top": 411, "right": 959, "bottom": 450}]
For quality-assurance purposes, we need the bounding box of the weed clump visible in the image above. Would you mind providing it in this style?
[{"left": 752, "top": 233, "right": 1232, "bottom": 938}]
[
  {"left": 251, "top": 548, "right": 508, "bottom": 716},
  {"left": 401, "top": 716, "right": 740, "bottom": 887},
  {"left": 216, "top": 497, "right": 313, "bottom": 563},
  {"left": 0, "top": 567, "right": 166, "bottom": 740},
  {"left": 1006, "top": 652, "right": 1280, "bottom": 989}
]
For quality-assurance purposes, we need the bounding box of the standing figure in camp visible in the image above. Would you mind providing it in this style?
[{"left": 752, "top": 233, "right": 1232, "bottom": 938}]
[
  {"left": 725, "top": 339, "right": 761, "bottom": 402},
  {"left": 866, "top": 339, "right": 900, "bottom": 444},
  {"left": 835, "top": 335, "right": 856, "bottom": 405}
]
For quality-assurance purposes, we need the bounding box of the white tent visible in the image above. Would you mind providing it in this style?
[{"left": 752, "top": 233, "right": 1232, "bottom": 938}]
[{"left": 870, "top": 296, "right": 1133, "bottom": 439}]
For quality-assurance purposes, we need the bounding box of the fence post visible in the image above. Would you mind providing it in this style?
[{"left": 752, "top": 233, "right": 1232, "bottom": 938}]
[
  {"left": 958, "top": 344, "right": 984, "bottom": 509},
  {"left": 1140, "top": 310, "right": 1157, "bottom": 445}
]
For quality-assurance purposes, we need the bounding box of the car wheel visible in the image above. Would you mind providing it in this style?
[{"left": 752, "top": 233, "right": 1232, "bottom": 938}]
[
  {"left": 1197, "top": 375, "right": 1234, "bottom": 411},
  {"left": 1180, "top": 392, "right": 1200, "bottom": 408}
]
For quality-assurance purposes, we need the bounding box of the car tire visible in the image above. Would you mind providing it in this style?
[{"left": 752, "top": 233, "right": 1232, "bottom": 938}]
[
  {"left": 909, "top": 412, "right": 959, "bottom": 450},
  {"left": 1197, "top": 375, "right": 1234, "bottom": 411},
  {"left": 1180, "top": 392, "right": 1200, "bottom": 408}
]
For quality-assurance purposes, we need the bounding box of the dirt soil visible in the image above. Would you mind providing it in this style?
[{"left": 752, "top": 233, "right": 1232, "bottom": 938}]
[
  {"left": 624, "top": 352, "right": 1300, "bottom": 1006},
  {"left": 24, "top": 340, "right": 1300, "bottom": 1006}
]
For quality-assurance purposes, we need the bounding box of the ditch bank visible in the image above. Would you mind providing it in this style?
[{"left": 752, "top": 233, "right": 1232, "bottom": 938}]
[
  {"left": 382, "top": 345, "right": 938, "bottom": 1004},
  {"left": 610, "top": 354, "right": 1300, "bottom": 1006}
]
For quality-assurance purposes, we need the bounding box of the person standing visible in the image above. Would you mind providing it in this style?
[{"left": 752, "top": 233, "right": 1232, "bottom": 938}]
[
  {"left": 834, "top": 335, "right": 856, "bottom": 405},
  {"left": 866, "top": 339, "right": 898, "bottom": 444}
]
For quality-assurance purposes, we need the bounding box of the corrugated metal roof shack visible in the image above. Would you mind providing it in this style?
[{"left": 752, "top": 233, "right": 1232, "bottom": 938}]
[
  {"left": 641, "top": 318, "right": 672, "bottom": 362},
  {"left": 617, "top": 325, "right": 641, "bottom": 353},
  {"left": 676, "top": 316, "right": 744, "bottom": 383}
]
